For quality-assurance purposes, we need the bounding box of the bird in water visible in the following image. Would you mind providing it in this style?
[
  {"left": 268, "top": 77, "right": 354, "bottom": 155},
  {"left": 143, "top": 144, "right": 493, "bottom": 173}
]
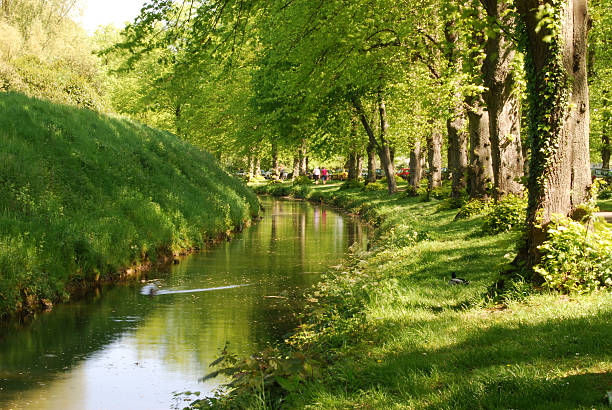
[
  {"left": 448, "top": 272, "right": 469, "bottom": 285},
  {"left": 140, "top": 284, "right": 158, "bottom": 296}
]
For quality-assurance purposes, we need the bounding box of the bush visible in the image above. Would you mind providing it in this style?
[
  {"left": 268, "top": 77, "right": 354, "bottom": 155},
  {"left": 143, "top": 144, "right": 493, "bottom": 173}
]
[
  {"left": 455, "top": 199, "right": 491, "bottom": 220},
  {"left": 291, "top": 184, "right": 313, "bottom": 199},
  {"left": 363, "top": 181, "right": 387, "bottom": 192},
  {"left": 293, "top": 175, "right": 312, "bottom": 185},
  {"left": 384, "top": 223, "right": 431, "bottom": 248},
  {"left": 339, "top": 179, "right": 364, "bottom": 190},
  {"left": 482, "top": 194, "right": 527, "bottom": 234},
  {"left": 535, "top": 216, "right": 612, "bottom": 293},
  {"left": 436, "top": 195, "right": 468, "bottom": 212}
]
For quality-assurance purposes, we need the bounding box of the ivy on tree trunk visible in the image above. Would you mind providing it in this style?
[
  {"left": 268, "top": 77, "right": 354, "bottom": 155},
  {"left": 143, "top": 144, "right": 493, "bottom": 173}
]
[{"left": 516, "top": 0, "right": 592, "bottom": 274}]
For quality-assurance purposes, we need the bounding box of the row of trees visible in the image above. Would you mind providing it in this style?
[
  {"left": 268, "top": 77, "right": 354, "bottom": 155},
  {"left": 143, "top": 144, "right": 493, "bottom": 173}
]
[
  {"left": 108, "top": 0, "right": 608, "bottom": 273},
  {"left": 0, "top": 1, "right": 609, "bottom": 275}
]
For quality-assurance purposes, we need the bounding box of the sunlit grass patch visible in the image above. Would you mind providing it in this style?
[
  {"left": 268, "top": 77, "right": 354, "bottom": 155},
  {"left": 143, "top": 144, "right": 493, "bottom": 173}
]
[{"left": 0, "top": 92, "right": 259, "bottom": 319}]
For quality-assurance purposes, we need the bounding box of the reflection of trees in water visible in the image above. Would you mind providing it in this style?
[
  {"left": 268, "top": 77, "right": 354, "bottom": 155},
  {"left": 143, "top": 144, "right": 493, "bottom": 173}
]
[
  {"left": 0, "top": 286, "right": 164, "bottom": 402},
  {"left": 0, "top": 198, "right": 370, "bottom": 404}
]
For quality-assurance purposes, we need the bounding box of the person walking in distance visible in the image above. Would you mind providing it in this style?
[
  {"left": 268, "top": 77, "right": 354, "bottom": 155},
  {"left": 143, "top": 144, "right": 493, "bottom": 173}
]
[
  {"left": 313, "top": 166, "right": 321, "bottom": 184},
  {"left": 321, "top": 167, "right": 329, "bottom": 184}
]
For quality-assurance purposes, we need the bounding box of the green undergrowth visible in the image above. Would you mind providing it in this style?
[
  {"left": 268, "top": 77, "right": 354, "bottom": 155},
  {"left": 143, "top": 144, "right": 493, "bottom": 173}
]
[
  {"left": 197, "top": 183, "right": 612, "bottom": 409},
  {"left": 0, "top": 92, "right": 259, "bottom": 319}
]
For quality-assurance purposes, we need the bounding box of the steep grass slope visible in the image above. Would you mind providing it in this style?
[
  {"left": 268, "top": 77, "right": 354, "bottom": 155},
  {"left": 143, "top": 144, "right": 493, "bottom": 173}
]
[{"left": 0, "top": 92, "right": 259, "bottom": 319}]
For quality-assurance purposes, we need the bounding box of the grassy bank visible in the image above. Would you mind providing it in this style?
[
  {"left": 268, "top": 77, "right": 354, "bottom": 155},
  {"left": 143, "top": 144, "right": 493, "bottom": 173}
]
[
  {"left": 202, "top": 181, "right": 611, "bottom": 409},
  {"left": 0, "top": 92, "right": 259, "bottom": 319}
]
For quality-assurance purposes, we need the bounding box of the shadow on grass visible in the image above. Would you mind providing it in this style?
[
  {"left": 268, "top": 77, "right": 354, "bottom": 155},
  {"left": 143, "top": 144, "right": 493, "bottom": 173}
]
[{"left": 328, "top": 311, "right": 611, "bottom": 409}]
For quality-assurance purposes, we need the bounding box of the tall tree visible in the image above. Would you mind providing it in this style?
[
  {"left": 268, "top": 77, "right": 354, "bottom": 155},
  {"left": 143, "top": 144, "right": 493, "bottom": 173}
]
[{"left": 516, "top": 0, "right": 591, "bottom": 273}]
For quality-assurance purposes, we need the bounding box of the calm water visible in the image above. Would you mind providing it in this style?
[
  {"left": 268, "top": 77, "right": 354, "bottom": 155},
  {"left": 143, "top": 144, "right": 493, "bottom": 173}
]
[{"left": 0, "top": 197, "right": 368, "bottom": 409}]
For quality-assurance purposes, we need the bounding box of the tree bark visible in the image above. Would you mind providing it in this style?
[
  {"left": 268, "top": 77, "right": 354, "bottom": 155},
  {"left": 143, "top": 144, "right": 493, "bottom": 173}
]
[
  {"left": 299, "top": 138, "right": 307, "bottom": 176},
  {"left": 347, "top": 151, "right": 359, "bottom": 180},
  {"left": 448, "top": 115, "right": 468, "bottom": 199},
  {"left": 255, "top": 157, "right": 261, "bottom": 178},
  {"left": 427, "top": 131, "right": 443, "bottom": 191},
  {"left": 352, "top": 96, "right": 382, "bottom": 185},
  {"left": 483, "top": 0, "right": 524, "bottom": 198},
  {"left": 377, "top": 93, "right": 398, "bottom": 194},
  {"left": 467, "top": 97, "right": 493, "bottom": 199},
  {"left": 292, "top": 155, "right": 299, "bottom": 180},
  {"left": 409, "top": 141, "right": 425, "bottom": 188},
  {"left": 248, "top": 155, "right": 255, "bottom": 180},
  {"left": 272, "top": 142, "right": 279, "bottom": 179},
  {"left": 516, "top": 0, "right": 591, "bottom": 272},
  {"left": 445, "top": 19, "right": 468, "bottom": 200}
]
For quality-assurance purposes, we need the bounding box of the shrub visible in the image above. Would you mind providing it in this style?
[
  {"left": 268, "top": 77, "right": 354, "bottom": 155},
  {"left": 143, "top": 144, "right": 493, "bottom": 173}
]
[
  {"left": 293, "top": 175, "right": 312, "bottom": 185},
  {"left": 363, "top": 181, "right": 387, "bottom": 192},
  {"left": 384, "top": 223, "right": 431, "bottom": 248},
  {"left": 535, "top": 216, "right": 612, "bottom": 293},
  {"left": 482, "top": 194, "right": 527, "bottom": 234},
  {"left": 291, "top": 184, "right": 313, "bottom": 199},
  {"left": 455, "top": 199, "right": 491, "bottom": 220},
  {"left": 339, "top": 179, "right": 364, "bottom": 190},
  {"left": 436, "top": 195, "right": 468, "bottom": 212}
]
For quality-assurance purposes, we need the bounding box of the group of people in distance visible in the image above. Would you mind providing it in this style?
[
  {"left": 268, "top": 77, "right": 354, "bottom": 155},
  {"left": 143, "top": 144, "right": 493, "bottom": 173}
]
[{"left": 312, "top": 167, "right": 329, "bottom": 184}]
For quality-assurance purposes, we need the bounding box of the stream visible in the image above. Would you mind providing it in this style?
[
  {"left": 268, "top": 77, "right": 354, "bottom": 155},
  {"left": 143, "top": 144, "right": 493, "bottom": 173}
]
[{"left": 0, "top": 197, "right": 369, "bottom": 409}]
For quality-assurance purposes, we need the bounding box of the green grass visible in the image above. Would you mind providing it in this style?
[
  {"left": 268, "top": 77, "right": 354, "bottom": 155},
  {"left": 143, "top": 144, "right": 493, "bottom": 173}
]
[
  {"left": 212, "top": 183, "right": 612, "bottom": 409},
  {"left": 598, "top": 198, "right": 612, "bottom": 212},
  {"left": 0, "top": 92, "right": 259, "bottom": 319}
]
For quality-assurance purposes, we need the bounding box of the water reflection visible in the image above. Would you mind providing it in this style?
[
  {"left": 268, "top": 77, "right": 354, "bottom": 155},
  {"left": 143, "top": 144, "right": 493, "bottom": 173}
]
[{"left": 0, "top": 198, "right": 368, "bottom": 409}]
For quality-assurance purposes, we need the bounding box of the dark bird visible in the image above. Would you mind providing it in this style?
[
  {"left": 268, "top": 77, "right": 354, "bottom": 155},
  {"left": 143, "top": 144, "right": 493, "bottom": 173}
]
[
  {"left": 448, "top": 272, "right": 469, "bottom": 285},
  {"left": 140, "top": 284, "right": 158, "bottom": 296}
]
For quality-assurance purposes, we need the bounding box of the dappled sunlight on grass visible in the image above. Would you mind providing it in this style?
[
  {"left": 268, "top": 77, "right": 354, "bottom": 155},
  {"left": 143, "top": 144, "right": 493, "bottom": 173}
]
[{"left": 247, "top": 182, "right": 612, "bottom": 409}]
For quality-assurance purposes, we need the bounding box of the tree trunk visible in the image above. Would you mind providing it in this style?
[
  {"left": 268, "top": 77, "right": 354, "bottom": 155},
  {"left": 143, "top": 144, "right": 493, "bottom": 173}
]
[
  {"left": 347, "top": 151, "right": 359, "bottom": 180},
  {"left": 483, "top": 0, "right": 524, "bottom": 198},
  {"left": 445, "top": 19, "right": 468, "bottom": 200},
  {"left": 377, "top": 94, "right": 398, "bottom": 194},
  {"left": 427, "top": 131, "right": 443, "bottom": 191},
  {"left": 409, "top": 141, "right": 424, "bottom": 188},
  {"left": 367, "top": 142, "right": 377, "bottom": 183},
  {"left": 516, "top": 0, "right": 591, "bottom": 273},
  {"left": 255, "top": 157, "right": 261, "bottom": 178},
  {"left": 272, "top": 142, "right": 279, "bottom": 179},
  {"left": 602, "top": 101, "right": 611, "bottom": 169},
  {"left": 292, "top": 155, "right": 299, "bottom": 180},
  {"left": 299, "top": 139, "right": 307, "bottom": 176},
  {"left": 448, "top": 115, "right": 468, "bottom": 199},
  {"left": 352, "top": 96, "right": 380, "bottom": 184},
  {"left": 467, "top": 98, "right": 493, "bottom": 199},
  {"left": 248, "top": 155, "right": 255, "bottom": 180}
]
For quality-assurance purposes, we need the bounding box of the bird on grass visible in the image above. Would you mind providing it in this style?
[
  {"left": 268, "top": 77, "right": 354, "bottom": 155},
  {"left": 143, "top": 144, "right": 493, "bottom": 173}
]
[{"left": 448, "top": 272, "right": 469, "bottom": 285}]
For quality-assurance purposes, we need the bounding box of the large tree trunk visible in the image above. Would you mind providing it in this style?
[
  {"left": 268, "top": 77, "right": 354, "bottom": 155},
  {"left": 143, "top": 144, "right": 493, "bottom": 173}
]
[
  {"left": 255, "top": 157, "right": 261, "bottom": 178},
  {"left": 376, "top": 94, "right": 398, "bottom": 194},
  {"left": 427, "top": 131, "right": 443, "bottom": 191},
  {"left": 516, "top": 0, "right": 591, "bottom": 273},
  {"left": 445, "top": 19, "right": 468, "bottom": 200},
  {"left": 483, "top": 0, "right": 524, "bottom": 198},
  {"left": 448, "top": 115, "right": 468, "bottom": 199},
  {"left": 409, "top": 141, "right": 425, "bottom": 188},
  {"left": 347, "top": 151, "right": 359, "bottom": 180},
  {"left": 467, "top": 98, "right": 493, "bottom": 199}
]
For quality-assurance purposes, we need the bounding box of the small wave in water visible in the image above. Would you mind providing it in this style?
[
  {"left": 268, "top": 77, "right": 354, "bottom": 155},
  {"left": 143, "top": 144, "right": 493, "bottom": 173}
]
[{"left": 141, "top": 284, "right": 250, "bottom": 296}]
